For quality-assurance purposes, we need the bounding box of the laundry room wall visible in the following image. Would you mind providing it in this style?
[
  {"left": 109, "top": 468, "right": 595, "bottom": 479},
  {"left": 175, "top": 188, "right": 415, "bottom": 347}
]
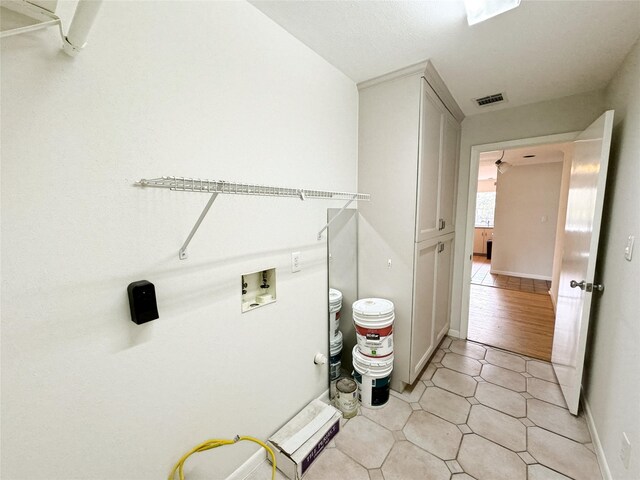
[
  {"left": 0, "top": 2, "right": 357, "bottom": 479},
  {"left": 584, "top": 37, "right": 640, "bottom": 480}
]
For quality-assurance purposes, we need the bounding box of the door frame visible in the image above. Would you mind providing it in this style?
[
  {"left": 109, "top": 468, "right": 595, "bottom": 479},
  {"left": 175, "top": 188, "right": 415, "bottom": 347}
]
[{"left": 459, "top": 131, "right": 581, "bottom": 339}]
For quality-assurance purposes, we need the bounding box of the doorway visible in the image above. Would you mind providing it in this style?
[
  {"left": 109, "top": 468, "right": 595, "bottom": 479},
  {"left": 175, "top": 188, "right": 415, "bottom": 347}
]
[{"left": 460, "top": 133, "right": 579, "bottom": 361}]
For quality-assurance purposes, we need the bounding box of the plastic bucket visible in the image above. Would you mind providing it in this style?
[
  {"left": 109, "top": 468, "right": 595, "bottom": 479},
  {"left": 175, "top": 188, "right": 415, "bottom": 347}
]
[
  {"left": 352, "top": 298, "right": 394, "bottom": 357},
  {"left": 329, "top": 289, "right": 343, "bottom": 337},
  {"left": 352, "top": 346, "right": 393, "bottom": 408},
  {"left": 329, "top": 331, "right": 343, "bottom": 381},
  {"left": 335, "top": 378, "right": 358, "bottom": 419},
  {"left": 329, "top": 288, "right": 343, "bottom": 311}
]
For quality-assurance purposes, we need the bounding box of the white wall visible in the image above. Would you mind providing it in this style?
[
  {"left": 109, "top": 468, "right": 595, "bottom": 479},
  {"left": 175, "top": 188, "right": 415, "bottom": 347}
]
[
  {"left": 451, "top": 89, "right": 607, "bottom": 333},
  {"left": 477, "top": 178, "right": 496, "bottom": 193},
  {"left": 491, "top": 162, "right": 563, "bottom": 279},
  {"left": 584, "top": 38, "right": 640, "bottom": 480},
  {"left": 0, "top": 2, "right": 357, "bottom": 479}
]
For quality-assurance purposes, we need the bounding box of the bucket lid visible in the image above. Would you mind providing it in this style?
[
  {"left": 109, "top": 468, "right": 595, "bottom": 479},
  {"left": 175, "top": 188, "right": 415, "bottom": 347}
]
[
  {"left": 352, "top": 298, "right": 394, "bottom": 316},
  {"left": 329, "top": 288, "right": 343, "bottom": 305}
]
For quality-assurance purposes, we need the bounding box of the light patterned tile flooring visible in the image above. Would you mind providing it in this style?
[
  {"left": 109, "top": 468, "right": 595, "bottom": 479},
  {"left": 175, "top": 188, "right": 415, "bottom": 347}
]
[
  {"left": 471, "top": 255, "right": 551, "bottom": 295},
  {"left": 246, "top": 337, "right": 601, "bottom": 480}
]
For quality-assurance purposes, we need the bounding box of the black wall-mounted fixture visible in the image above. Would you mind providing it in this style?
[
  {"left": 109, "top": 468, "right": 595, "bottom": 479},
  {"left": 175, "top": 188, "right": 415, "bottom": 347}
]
[{"left": 127, "top": 280, "right": 159, "bottom": 325}]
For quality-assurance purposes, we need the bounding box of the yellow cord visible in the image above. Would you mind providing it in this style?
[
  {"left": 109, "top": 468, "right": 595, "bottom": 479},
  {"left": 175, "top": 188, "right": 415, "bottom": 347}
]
[{"left": 168, "top": 435, "right": 276, "bottom": 480}]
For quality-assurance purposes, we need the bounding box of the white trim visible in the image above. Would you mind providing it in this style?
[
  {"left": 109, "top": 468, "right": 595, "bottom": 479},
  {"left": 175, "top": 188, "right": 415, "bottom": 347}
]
[
  {"left": 583, "top": 395, "right": 612, "bottom": 480},
  {"left": 316, "top": 388, "right": 330, "bottom": 404},
  {"left": 489, "top": 269, "right": 552, "bottom": 281},
  {"left": 423, "top": 61, "right": 465, "bottom": 123},
  {"left": 459, "top": 131, "right": 581, "bottom": 339},
  {"left": 226, "top": 448, "right": 267, "bottom": 480},
  {"left": 448, "top": 329, "right": 461, "bottom": 338},
  {"left": 357, "top": 61, "right": 427, "bottom": 90},
  {"left": 226, "top": 388, "right": 331, "bottom": 480}
]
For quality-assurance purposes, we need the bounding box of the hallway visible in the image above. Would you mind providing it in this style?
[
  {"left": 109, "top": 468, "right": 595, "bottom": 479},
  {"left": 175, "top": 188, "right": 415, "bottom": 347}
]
[
  {"left": 247, "top": 337, "right": 601, "bottom": 480},
  {"left": 468, "top": 256, "right": 556, "bottom": 361}
]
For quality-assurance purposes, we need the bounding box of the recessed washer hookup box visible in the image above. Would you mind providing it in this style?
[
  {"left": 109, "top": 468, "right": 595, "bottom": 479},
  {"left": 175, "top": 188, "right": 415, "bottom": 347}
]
[{"left": 267, "top": 400, "right": 341, "bottom": 479}]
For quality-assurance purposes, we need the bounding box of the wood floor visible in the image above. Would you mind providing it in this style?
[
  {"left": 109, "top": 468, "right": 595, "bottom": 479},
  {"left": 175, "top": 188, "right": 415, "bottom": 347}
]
[{"left": 468, "top": 283, "right": 556, "bottom": 361}]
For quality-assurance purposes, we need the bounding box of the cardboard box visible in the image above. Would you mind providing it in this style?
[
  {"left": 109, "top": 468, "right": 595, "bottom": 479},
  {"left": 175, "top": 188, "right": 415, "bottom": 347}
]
[{"left": 267, "top": 400, "right": 341, "bottom": 479}]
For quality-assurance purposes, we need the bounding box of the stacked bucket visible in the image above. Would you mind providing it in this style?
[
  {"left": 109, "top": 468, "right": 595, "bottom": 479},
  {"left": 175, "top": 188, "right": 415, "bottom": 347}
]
[
  {"left": 351, "top": 298, "right": 395, "bottom": 408},
  {"left": 329, "top": 288, "right": 359, "bottom": 419},
  {"left": 328, "top": 288, "right": 343, "bottom": 383}
]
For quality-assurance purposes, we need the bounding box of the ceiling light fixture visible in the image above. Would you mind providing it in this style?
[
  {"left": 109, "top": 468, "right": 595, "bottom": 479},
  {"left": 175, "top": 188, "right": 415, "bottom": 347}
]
[
  {"left": 464, "top": 0, "right": 521, "bottom": 26},
  {"left": 494, "top": 151, "right": 511, "bottom": 174}
]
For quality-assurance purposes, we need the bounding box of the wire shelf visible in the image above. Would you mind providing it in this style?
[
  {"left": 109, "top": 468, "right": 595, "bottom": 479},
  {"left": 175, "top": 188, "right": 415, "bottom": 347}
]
[
  {"left": 136, "top": 176, "right": 370, "bottom": 201},
  {"left": 135, "top": 176, "right": 369, "bottom": 259}
]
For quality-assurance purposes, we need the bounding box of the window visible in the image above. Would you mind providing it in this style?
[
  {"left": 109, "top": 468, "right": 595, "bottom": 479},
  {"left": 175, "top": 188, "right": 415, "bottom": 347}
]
[{"left": 475, "top": 192, "right": 496, "bottom": 226}]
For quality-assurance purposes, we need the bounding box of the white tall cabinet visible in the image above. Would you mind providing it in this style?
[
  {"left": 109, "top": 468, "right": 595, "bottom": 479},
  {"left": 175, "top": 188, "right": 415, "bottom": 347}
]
[{"left": 358, "top": 62, "right": 463, "bottom": 391}]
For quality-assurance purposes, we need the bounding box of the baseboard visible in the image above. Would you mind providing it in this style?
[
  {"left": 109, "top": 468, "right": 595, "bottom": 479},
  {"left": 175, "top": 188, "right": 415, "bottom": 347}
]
[
  {"left": 448, "top": 329, "right": 460, "bottom": 339},
  {"left": 582, "top": 395, "right": 612, "bottom": 480},
  {"left": 226, "top": 447, "right": 266, "bottom": 480},
  {"left": 489, "top": 269, "right": 552, "bottom": 281},
  {"left": 316, "top": 388, "right": 330, "bottom": 404},
  {"left": 227, "top": 388, "right": 331, "bottom": 480}
]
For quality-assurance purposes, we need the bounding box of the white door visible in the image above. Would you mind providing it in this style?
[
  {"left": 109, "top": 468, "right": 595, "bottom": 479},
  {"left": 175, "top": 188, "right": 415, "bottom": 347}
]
[
  {"left": 410, "top": 238, "right": 438, "bottom": 383},
  {"left": 434, "top": 233, "right": 455, "bottom": 344},
  {"left": 439, "top": 114, "right": 460, "bottom": 235},
  {"left": 552, "top": 110, "right": 614, "bottom": 415},
  {"left": 415, "top": 80, "right": 444, "bottom": 242}
]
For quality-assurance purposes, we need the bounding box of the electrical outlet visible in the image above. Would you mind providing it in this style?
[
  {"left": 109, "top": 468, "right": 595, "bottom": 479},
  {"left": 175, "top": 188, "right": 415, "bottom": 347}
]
[
  {"left": 621, "top": 432, "right": 631, "bottom": 469},
  {"left": 291, "top": 252, "right": 301, "bottom": 273}
]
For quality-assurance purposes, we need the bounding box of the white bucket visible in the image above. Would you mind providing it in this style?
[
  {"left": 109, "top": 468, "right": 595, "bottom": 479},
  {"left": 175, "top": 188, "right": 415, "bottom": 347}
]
[
  {"left": 352, "top": 346, "right": 393, "bottom": 409},
  {"left": 335, "top": 378, "right": 358, "bottom": 419},
  {"left": 329, "top": 288, "right": 343, "bottom": 310},
  {"left": 352, "top": 298, "right": 394, "bottom": 358},
  {"left": 329, "top": 331, "right": 343, "bottom": 381},
  {"left": 329, "top": 288, "right": 343, "bottom": 337}
]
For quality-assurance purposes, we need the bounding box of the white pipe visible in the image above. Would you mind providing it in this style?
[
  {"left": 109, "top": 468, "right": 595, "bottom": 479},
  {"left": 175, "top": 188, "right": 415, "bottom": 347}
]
[{"left": 62, "top": 0, "right": 103, "bottom": 57}]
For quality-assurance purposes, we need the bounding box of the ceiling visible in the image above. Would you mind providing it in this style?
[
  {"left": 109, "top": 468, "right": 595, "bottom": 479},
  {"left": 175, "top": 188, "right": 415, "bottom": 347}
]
[
  {"left": 250, "top": 1, "right": 640, "bottom": 116},
  {"left": 478, "top": 143, "right": 569, "bottom": 180}
]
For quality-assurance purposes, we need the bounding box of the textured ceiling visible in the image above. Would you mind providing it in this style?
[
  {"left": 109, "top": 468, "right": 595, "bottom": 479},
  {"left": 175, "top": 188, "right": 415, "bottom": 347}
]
[
  {"left": 478, "top": 143, "right": 569, "bottom": 180},
  {"left": 250, "top": 1, "right": 640, "bottom": 115}
]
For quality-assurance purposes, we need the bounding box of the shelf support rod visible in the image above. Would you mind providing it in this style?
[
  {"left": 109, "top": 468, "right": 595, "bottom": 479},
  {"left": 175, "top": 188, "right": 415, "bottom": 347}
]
[
  {"left": 179, "top": 192, "right": 219, "bottom": 260},
  {"left": 317, "top": 194, "right": 357, "bottom": 241}
]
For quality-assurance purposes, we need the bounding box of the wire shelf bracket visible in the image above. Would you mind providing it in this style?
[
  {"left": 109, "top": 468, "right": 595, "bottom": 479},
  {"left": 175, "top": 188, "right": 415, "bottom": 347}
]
[
  {"left": 135, "top": 176, "right": 370, "bottom": 260},
  {"left": 316, "top": 194, "right": 358, "bottom": 241}
]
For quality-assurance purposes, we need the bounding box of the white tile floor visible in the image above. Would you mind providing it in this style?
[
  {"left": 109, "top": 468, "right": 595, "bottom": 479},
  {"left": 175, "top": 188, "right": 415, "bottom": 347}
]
[{"left": 245, "top": 337, "right": 602, "bottom": 480}]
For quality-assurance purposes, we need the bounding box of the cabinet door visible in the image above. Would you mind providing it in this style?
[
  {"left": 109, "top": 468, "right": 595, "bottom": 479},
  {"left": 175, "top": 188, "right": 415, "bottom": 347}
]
[
  {"left": 439, "top": 114, "right": 460, "bottom": 235},
  {"left": 415, "top": 81, "right": 444, "bottom": 242},
  {"left": 473, "top": 229, "right": 484, "bottom": 255},
  {"left": 486, "top": 229, "right": 494, "bottom": 243},
  {"left": 410, "top": 238, "right": 438, "bottom": 383},
  {"left": 416, "top": 80, "right": 461, "bottom": 242},
  {"left": 434, "top": 234, "right": 455, "bottom": 346}
]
